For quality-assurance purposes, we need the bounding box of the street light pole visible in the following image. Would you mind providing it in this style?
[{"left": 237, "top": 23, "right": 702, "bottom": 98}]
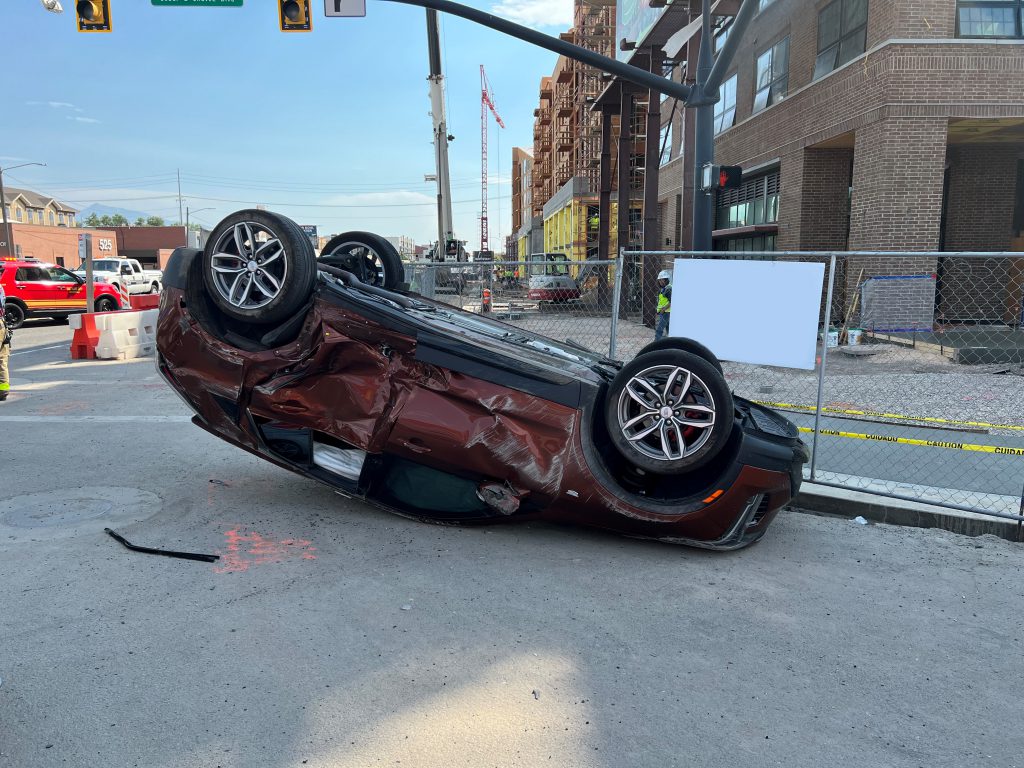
[{"left": 0, "top": 162, "right": 46, "bottom": 257}]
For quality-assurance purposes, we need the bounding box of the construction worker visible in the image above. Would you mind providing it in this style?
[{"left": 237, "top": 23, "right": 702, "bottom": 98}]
[
  {"left": 655, "top": 269, "right": 672, "bottom": 341},
  {"left": 0, "top": 277, "right": 10, "bottom": 401}
]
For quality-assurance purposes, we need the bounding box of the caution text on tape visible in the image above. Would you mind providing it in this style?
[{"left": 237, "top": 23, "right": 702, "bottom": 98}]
[
  {"left": 797, "top": 426, "right": 1024, "bottom": 456},
  {"left": 755, "top": 400, "right": 1024, "bottom": 433}
]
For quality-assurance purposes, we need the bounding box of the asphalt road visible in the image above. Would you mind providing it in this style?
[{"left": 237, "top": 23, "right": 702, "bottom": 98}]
[{"left": 2, "top": 323, "right": 1023, "bottom": 768}]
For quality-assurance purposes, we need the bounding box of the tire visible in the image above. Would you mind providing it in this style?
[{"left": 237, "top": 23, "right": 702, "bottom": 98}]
[
  {"left": 635, "top": 337, "right": 724, "bottom": 375},
  {"left": 319, "top": 231, "right": 404, "bottom": 290},
  {"left": 604, "top": 349, "right": 733, "bottom": 474},
  {"left": 149, "top": 282, "right": 160, "bottom": 294},
  {"left": 201, "top": 209, "right": 317, "bottom": 325},
  {"left": 4, "top": 302, "right": 26, "bottom": 330},
  {"left": 95, "top": 296, "right": 118, "bottom": 313}
]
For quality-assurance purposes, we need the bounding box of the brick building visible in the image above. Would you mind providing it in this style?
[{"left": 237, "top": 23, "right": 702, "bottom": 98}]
[{"left": 601, "top": 0, "right": 1024, "bottom": 326}]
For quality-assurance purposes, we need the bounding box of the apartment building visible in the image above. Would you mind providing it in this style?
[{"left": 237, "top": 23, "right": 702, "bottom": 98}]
[
  {"left": 518, "top": 0, "right": 642, "bottom": 262},
  {"left": 604, "top": 0, "right": 1023, "bottom": 325}
]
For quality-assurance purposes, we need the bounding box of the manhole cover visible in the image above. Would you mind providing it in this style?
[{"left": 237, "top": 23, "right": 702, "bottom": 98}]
[{"left": 0, "top": 487, "right": 161, "bottom": 531}]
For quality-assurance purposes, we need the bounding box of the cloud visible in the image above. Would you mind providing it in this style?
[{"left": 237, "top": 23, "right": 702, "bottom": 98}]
[
  {"left": 490, "top": 0, "right": 572, "bottom": 28},
  {"left": 27, "top": 100, "right": 80, "bottom": 110},
  {"left": 68, "top": 116, "right": 101, "bottom": 124}
]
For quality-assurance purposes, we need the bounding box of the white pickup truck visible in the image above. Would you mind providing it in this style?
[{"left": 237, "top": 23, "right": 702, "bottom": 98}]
[{"left": 74, "top": 257, "right": 162, "bottom": 295}]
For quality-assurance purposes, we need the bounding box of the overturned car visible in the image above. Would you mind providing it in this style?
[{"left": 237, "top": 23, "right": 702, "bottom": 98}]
[{"left": 156, "top": 210, "right": 807, "bottom": 550}]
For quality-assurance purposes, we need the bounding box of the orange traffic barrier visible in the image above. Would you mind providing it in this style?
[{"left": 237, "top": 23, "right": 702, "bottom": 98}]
[
  {"left": 69, "top": 313, "right": 103, "bottom": 360},
  {"left": 482, "top": 288, "right": 492, "bottom": 313},
  {"left": 130, "top": 293, "right": 160, "bottom": 310}
]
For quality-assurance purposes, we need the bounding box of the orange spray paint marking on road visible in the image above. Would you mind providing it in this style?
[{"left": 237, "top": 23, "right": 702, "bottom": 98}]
[{"left": 214, "top": 529, "right": 317, "bottom": 574}]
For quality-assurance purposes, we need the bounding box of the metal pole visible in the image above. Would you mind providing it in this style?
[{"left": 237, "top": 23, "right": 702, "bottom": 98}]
[
  {"left": 609, "top": 249, "right": 624, "bottom": 359},
  {"left": 177, "top": 169, "right": 183, "bottom": 226},
  {"left": 0, "top": 168, "right": 11, "bottom": 257},
  {"left": 691, "top": 0, "right": 715, "bottom": 253},
  {"left": 379, "top": 0, "right": 693, "bottom": 103},
  {"left": 809, "top": 253, "right": 837, "bottom": 480}
]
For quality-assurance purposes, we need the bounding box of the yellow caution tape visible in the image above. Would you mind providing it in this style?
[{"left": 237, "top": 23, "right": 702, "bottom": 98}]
[
  {"left": 754, "top": 400, "right": 1024, "bottom": 433},
  {"left": 797, "top": 426, "right": 1024, "bottom": 456}
]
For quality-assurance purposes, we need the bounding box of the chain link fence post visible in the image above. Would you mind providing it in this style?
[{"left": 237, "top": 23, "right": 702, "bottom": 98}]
[
  {"left": 610, "top": 248, "right": 625, "bottom": 359},
  {"left": 809, "top": 253, "right": 838, "bottom": 481}
]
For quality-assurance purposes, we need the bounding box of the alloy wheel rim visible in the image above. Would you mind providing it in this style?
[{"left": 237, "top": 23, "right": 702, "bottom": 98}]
[
  {"left": 616, "top": 364, "right": 717, "bottom": 462},
  {"left": 210, "top": 222, "right": 288, "bottom": 310}
]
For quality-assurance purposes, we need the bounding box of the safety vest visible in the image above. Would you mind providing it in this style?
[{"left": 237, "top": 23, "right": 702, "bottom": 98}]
[{"left": 657, "top": 284, "right": 671, "bottom": 314}]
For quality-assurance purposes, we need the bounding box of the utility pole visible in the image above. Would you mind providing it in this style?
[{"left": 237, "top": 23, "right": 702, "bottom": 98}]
[
  {"left": 426, "top": 9, "right": 454, "bottom": 261},
  {"left": 0, "top": 161, "right": 46, "bottom": 257},
  {"left": 177, "top": 168, "right": 184, "bottom": 227}
]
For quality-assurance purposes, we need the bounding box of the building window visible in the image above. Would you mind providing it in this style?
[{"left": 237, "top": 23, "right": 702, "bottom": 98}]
[
  {"left": 659, "top": 122, "right": 672, "bottom": 166},
  {"left": 715, "top": 171, "right": 781, "bottom": 230},
  {"left": 713, "top": 74, "right": 737, "bottom": 135},
  {"left": 49, "top": 211, "right": 55, "bottom": 224},
  {"left": 814, "top": 0, "right": 869, "bottom": 80},
  {"left": 957, "top": 1, "right": 1024, "bottom": 37},
  {"left": 15, "top": 208, "right": 23, "bottom": 222},
  {"left": 714, "top": 20, "right": 731, "bottom": 52},
  {"left": 753, "top": 37, "right": 790, "bottom": 113}
]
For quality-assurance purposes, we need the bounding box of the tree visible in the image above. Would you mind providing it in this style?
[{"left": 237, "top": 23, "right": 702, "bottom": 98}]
[
  {"left": 110, "top": 214, "right": 128, "bottom": 226},
  {"left": 84, "top": 213, "right": 100, "bottom": 227},
  {"left": 134, "top": 217, "right": 145, "bottom": 226},
  {"left": 146, "top": 216, "right": 165, "bottom": 227},
  {"left": 99, "top": 215, "right": 113, "bottom": 226}
]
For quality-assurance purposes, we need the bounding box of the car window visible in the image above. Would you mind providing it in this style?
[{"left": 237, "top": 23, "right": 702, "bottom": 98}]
[
  {"left": 49, "top": 267, "right": 80, "bottom": 283},
  {"left": 90, "top": 260, "right": 120, "bottom": 272},
  {"left": 15, "top": 267, "right": 48, "bottom": 282}
]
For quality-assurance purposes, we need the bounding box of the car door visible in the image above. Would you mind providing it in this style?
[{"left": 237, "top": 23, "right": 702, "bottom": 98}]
[
  {"left": 47, "top": 266, "right": 88, "bottom": 312},
  {"left": 12, "top": 265, "right": 62, "bottom": 312}
]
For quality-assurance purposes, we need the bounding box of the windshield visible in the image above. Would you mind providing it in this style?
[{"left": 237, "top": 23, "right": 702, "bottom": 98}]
[
  {"left": 78, "top": 260, "right": 120, "bottom": 272},
  {"left": 528, "top": 254, "right": 570, "bottom": 277}
]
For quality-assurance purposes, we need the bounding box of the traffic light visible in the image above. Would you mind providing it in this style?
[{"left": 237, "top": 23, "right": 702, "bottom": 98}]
[
  {"left": 76, "top": 0, "right": 110, "bottom": 32},
  {"left": 701, "top": 163, "right": 743, "bottom": 191},
  {"left": 279, "top": 0, "right": 312, "bottom": 31}
]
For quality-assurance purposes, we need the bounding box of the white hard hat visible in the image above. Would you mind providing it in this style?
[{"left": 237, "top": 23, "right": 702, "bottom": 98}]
[{"left": 657, "top": 270, "right": 671, "bottom": 281}]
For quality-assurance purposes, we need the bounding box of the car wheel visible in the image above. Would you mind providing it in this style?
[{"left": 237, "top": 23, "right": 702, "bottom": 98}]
[
  {"left": 149, "top": 282, "right": 160, "bottom": 294},
  {"left": 4, "top": 302, "right": 26, "bottom": 330},
  {"left": 605, "top": 349, "right": 733, "bottom": 474},
  {"left": 635, "top": 337, "right": 724, "bottom": 375},
  {"left": 319, "top": 232, "right": 404, "bottom": 290},
  {"left": 95, "top": 296, "right": 118, "bottom": 313},
  {"left": 202, "top": 210, "right": 317, "bottom": 325}
]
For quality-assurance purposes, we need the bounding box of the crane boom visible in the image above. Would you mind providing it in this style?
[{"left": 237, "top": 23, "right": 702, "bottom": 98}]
[{"left": 480, "top": 65, "right": 504, "bottom": 254}]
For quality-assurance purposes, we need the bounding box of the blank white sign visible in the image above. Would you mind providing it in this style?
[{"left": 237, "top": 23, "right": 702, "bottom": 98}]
[{"left": 668, "top": 259, "right": 825, "bottom": 370}]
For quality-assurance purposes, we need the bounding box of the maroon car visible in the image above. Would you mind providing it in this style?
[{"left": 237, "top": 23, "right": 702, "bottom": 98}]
[{"left": 157, "top": 210, "right": 807, "bottom": 550}]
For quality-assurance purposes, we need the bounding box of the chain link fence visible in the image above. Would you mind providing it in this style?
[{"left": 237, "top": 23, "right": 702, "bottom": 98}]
[{"left": 404, "top": 259, "right": 631, "bottom": 357}]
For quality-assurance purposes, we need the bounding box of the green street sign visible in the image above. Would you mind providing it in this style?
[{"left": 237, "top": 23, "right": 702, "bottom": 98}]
[{"left": 151, "top": 1, "right": 243, "bottom": 6}]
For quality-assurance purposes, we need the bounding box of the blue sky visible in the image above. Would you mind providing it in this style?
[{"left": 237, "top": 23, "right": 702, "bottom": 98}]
[{"left": 1, "top": 0, "right": 571, "bottom": 250}]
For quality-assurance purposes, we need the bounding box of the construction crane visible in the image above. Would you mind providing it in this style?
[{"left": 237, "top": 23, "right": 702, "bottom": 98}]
[{"left": 480, "top": 65, "right": 505, "bottom": 255}]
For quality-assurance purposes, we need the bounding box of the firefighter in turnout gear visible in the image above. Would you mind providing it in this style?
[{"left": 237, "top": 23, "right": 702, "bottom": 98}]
[{"left": 654, "top": 269, "right": 672, "bottom": 341}]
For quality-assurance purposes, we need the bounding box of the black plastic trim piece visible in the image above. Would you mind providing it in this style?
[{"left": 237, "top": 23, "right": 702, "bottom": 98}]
[{"left": 415, "top": 331, "right": 584, "bottom": 409}]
